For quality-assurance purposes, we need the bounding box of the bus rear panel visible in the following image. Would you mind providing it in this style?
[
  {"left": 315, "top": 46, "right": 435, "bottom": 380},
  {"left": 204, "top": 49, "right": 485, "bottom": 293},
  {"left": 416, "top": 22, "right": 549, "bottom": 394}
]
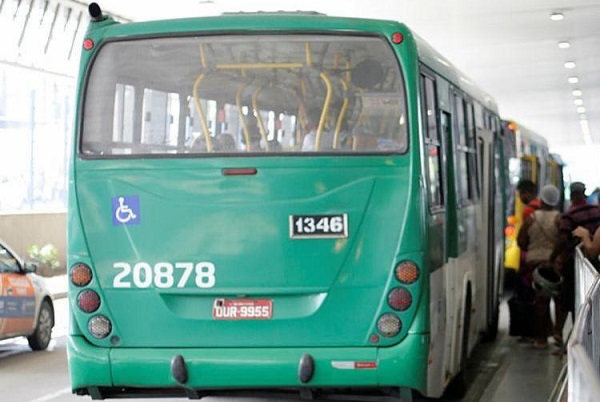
[{"left": 69, "top": 12, "right": 429, "bottom": 400}]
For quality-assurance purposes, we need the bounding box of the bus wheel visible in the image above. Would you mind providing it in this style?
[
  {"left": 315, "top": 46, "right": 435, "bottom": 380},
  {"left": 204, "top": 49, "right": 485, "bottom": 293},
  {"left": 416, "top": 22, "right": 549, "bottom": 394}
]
[{"left": 28, "top": 300, "right": 54, "bottom": 351}]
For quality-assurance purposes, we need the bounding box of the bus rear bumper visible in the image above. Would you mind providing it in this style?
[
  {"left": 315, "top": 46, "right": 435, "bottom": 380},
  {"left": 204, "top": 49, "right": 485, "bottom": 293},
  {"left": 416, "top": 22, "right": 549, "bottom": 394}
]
[{"left": 68, "top": 333, "right": 428, "bottom": 399}]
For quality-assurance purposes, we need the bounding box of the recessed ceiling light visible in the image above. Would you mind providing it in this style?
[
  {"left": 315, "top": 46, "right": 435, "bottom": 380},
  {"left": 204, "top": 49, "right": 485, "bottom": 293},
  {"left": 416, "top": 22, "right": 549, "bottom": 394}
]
[
  {"left": 564, "top": 61, "right": 576, "bottom": 69},
  {"left": 558, "top": 41, "right": 571, "bottom": 49},
  {"left": 577, "top": 106, "right": 586, "bottom": 113},
  {"left": 574, "top": 99, "right": 584, "bottom": 106},
  {"left": 550, "top": 12, "right": 564, "bottom": 21},
  {"left": 568, "top": 76, "right": 579, "bottom": 84},
  {"left": 572, "top": 89, "right": 583, "bottom": 97}
]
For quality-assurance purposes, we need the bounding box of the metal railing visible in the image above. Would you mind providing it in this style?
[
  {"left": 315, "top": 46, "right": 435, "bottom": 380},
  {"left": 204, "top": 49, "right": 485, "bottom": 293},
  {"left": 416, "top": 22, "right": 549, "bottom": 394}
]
[{"left": 561, "top": 246, "right": 600, "bottom": 401}]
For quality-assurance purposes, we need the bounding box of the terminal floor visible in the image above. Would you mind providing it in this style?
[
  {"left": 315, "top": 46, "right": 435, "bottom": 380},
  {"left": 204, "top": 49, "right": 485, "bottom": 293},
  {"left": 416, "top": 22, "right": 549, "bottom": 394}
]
[{"left": 457, "top": 296, "right": 567, "bottom": 402}]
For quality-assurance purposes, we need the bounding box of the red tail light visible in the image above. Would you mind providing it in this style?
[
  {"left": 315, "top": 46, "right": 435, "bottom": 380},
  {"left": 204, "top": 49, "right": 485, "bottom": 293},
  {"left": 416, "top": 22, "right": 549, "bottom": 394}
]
[
  {"left": 388, "top": 287, "right": 412, "bottom": 311},
  {"left": 77, "top": 289, "right": 101, "bottom": 313}
]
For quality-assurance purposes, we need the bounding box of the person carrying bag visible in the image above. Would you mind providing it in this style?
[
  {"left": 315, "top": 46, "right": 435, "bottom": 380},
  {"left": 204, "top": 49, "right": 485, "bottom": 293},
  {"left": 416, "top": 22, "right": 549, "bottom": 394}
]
[{"left": 515, "top": 184, "right": 561, "bottom": 349}]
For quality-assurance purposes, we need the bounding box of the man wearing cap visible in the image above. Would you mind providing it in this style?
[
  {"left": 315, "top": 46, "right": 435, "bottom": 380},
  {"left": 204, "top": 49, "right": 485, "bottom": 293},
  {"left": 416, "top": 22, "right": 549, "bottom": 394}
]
[
  {"left": 517, "top": 184, "right": 561, "bottom": 349},
  {"left": 551, "top": 181, "right": 600, "bottom": 349}
]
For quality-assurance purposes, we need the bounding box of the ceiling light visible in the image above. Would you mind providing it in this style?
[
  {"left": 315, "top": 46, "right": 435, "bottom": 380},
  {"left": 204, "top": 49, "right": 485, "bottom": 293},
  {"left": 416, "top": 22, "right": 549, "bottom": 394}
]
[
  {"left": 574, "top": 99, "right": 584, "bottom": 106},
  {"left": 550, "top": 12, "right": 564, "bottom": 21},
  {"left": 558, "top": 41, "right": 571, "bottom": 49},
  {"left": 580, "top": 114, "right": 588, "bottom": 120},
  {"left": 572, "top": 89, "right": 583, "bottom": 97},
  {"left": 568, "top": 76, "right": 579, "bottom": 84},
  {"left": 564, "top": 61, "right": 576, "bottom": 69},
  {"left": 577, "top": 106, "right": 586, "bottom": 113}
]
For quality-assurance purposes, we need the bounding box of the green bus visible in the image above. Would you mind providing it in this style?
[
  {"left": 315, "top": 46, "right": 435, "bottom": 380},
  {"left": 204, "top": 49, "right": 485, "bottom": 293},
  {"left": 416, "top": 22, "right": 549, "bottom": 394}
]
[{"left": 67, "top": 3, "right": 506, "bottom": 400}]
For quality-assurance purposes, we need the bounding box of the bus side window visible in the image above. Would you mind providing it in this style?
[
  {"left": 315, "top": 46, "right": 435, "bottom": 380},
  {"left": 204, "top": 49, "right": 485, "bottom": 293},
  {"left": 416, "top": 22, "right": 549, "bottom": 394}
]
[
  {"left": 453, "top": 94, "right": 470, "bottom": 205},
  {"left": 421, "top": 73, "right": 444, "bottom": 209},
  {"left": 465, "top": 101, "right": 479, "bottom": 200}
]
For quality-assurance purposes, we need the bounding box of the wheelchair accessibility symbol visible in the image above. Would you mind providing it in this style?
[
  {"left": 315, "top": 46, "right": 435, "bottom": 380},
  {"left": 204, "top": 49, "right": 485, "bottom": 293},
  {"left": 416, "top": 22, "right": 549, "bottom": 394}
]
[{"left": 112, "top": 195, "right": 140, "bottom": 226}]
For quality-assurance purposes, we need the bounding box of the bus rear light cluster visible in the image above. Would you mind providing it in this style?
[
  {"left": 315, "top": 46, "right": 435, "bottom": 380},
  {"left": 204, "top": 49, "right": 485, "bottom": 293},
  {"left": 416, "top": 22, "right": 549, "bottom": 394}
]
[
  {"left": 77, "top": 290, "right": 101, "bottom": 313},
  {"left": 388, "top": 287, "right": 412, "bottom": 311},
  {"left": 88, "top": 315, "right": 112, "bottom": 339},
  {"left": 376, "top": 260, "right": 419, "bottom": 338},
  {"left": 71, "top": 262, "right": 113, "bottom": 339},
  {"left": 395, "top": 261, "right": 419, "bottom": 284},
  {"left": 377, "top": 313, "right": 402, "bottom": 337},
  {"left": 71, "top": 263, "right": 93, "bottom": 287}
]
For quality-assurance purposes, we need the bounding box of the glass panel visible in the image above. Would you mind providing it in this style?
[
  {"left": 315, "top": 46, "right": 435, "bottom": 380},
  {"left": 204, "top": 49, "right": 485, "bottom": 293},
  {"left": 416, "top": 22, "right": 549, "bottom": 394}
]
[
  {"left": 0, "top": 245, "right": 19, "bottom": 273},
  {"left": 82, "top": 34, "right": 408, "bottom": 156},
  {"left": 427, "top": 144, "right": 443, "bottom": 206}
]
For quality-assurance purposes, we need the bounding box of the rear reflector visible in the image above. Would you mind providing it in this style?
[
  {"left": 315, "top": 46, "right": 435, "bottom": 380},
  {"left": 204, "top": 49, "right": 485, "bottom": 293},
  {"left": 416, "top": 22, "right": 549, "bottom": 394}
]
[
  {"left": 222, "top": 167, "right": 257, "bottom": 176},
  {"left": 71, "top": 263, "right": 93, "bottom": 287},
  {"left": 377, "top": 313, "right": 402, "bottom": 337},
  {"left": 88, "top": 315, "right": 112, "bottom": 339}
]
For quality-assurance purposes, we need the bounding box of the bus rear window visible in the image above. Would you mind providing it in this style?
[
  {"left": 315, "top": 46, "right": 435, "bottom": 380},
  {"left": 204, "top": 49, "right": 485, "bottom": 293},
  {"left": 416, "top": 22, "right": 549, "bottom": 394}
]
[{"left": 81, "top": 34, "right": 408, "bottom": 157}]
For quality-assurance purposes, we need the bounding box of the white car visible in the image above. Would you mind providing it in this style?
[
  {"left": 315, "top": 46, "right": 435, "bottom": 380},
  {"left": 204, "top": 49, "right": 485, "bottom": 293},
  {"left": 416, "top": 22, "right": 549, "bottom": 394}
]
[{"left": 0, "top": 240, "right": 54, "bottom": 350}]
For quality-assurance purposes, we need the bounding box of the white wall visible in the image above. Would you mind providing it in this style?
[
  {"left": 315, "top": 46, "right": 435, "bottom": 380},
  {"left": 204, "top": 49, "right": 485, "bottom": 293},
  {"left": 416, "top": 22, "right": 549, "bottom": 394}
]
[{"left": 0, "top": 212, "right": 66, "bottom": 271}]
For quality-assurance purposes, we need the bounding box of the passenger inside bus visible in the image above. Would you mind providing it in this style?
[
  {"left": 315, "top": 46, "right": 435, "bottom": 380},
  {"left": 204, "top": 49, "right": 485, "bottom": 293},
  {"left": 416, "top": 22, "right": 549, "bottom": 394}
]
[
  {"left": 213, "top": 133, "right": 237, "bottom": 152},
  {"left": 302, "top": 107, "right": 333, "bottom": 151}
]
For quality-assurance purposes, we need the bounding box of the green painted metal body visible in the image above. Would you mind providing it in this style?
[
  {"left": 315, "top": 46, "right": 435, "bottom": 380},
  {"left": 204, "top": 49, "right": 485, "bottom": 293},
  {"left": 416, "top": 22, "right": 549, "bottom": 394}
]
[{"left": 67, "top": 12, "right": 446, "bottom": 397}]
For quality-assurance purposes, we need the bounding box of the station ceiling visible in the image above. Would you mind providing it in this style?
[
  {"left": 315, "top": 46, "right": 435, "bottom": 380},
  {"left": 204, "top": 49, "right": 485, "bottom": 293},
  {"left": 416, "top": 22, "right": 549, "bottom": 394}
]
[{"left": 93, "top": 0, "right": 600, "bottom": 149}]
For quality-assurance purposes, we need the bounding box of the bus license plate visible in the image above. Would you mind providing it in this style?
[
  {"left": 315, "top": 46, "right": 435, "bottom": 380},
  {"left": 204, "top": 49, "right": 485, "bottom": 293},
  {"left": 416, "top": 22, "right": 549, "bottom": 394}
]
[{"left": 212, "top": 298, "right": 272, "bottom": 320}]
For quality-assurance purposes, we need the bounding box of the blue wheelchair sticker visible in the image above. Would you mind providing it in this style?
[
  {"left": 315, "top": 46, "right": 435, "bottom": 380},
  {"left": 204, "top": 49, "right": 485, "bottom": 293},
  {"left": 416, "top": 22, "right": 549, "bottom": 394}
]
[{"left": 112, "top": 195, "right": 140, "bottom": 226}]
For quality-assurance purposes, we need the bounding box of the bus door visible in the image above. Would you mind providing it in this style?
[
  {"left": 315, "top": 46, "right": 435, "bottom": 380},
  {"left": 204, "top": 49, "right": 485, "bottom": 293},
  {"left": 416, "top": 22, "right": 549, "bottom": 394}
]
[
  {"left": 444, "top": 93, "right": 479, "bottom": 378},
  {"left": 476, "top": 127, "right": 501, "bottom": 336}
]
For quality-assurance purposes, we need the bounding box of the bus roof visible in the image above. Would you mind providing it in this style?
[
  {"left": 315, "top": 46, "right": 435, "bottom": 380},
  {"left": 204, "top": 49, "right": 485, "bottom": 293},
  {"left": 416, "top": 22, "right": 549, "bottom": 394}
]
[{"left": 411, "top": 32, "right": 499, "bottom": 113}]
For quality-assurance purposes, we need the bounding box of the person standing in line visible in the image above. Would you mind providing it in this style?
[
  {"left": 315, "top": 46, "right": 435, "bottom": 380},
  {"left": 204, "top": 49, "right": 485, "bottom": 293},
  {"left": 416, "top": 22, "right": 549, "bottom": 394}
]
[
  {"left": 517, "top": 179, "right": 541, "bottom": 219},
  {"left": 572, "top": 225, "right": 600, "bottom": 268},
  {"left": 513, "top": 179, "right": 541, "bottom": 304},
  {"left": 517, "top": 184, "right": 561, "bottom": 349},
  {"left": 551, "top": 182, "right": 600, "bottom": 348}
]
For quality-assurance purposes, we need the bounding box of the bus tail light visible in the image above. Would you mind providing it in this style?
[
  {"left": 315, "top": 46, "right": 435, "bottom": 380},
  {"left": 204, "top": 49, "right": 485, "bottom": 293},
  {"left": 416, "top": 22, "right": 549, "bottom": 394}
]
[
  {"left": 78, "top": 290, "right": 101, "bottom": 313},
  {"left": 88, "top": 315, "right": 112, "bottom": 339},
  {"left": 388, "top": 287, "right": 412, "bottom": 311},
  {"left": 377, "top": 313, "right": 402, "bottom": 338},
  {"left": 395, "top": 261, "right": 419, "bottom": 284},
  {"left": 71, "top": 263, "right": 93, "bottom": 287}
]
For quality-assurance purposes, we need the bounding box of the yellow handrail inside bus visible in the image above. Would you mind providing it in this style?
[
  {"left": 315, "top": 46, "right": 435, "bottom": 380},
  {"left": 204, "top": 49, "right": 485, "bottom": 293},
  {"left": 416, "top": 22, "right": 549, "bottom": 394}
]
[
  {"left": 251, "top": 87, "right": 269, "bottom": 151},
  {"left": 192, "top": 74, "right": 213, "bottom": 152},
  {"left": 314, "top": 72, "right": 332, "bottom": 151},
  {"left": 305, "top": 42, "right": 312, "bottom": 67},
  {"left": 333, "top": 78, "right": 349, "bottom": 149},
  {"left": 216, "top": 62, "right": 304, "bottom": 70},
  {"left": 236, "top": 84, "right": 251, "bottom": 151}
]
